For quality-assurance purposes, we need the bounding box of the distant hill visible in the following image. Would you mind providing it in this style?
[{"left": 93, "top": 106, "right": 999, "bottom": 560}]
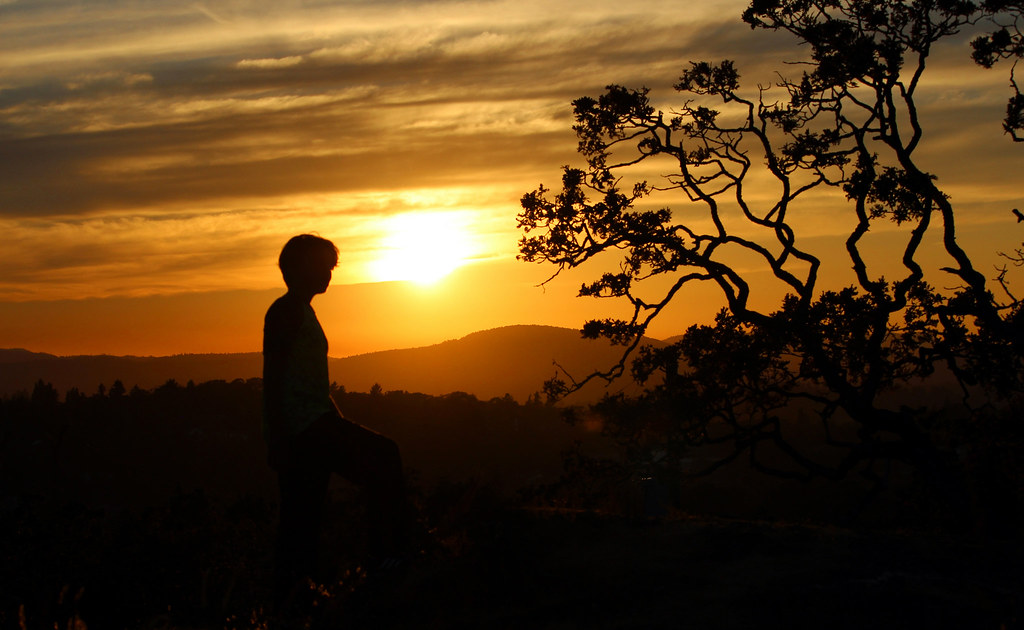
[
  {"left": 0, "top": 348, "right": 58, "bottom": 363},
  {"left": 329, "top": 325, "right": 659, "bottom": 402},
  {"left": 0, "top": 325, "right": 660, "bottom": 402}
]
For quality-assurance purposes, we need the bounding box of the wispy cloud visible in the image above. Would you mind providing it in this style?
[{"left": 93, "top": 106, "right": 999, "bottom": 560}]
[
  {"left": 0, "top": 0, "right": 1018, "bottom": 304},
  {"left": 0, "top": 185, "right": 516, "bottom": 300}
]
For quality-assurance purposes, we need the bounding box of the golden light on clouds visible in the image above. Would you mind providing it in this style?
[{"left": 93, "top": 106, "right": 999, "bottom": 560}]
[{"left": 0, "top": 0, "right": 1021, "bottom": 356}]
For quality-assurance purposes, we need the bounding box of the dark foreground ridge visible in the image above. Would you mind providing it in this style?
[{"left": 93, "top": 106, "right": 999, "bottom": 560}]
[
  {"left": 313, "top": 512, "right": 1022, "bottom": 630},
  {"left": 4, "top": 500, "right": 1020, "bottom": 629},
  {"left": 2, "top": 377, "right": 1021, "bottom": 629}
]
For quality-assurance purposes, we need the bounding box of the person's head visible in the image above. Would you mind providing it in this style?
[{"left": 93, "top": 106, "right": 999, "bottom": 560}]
[{"left": 278, "top": 234, "right": 339, "bottom": 295}]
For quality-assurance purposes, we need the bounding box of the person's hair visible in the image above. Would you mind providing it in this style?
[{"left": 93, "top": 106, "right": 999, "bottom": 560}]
[{"left": 278, "top": 234, "right": 339, "bottom": 289}]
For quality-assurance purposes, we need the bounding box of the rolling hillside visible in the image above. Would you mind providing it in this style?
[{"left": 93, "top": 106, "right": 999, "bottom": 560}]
[
  {"left": 329, "top": 324, "right": 658, "bottom": 402},
  {"left": 0, "top": 325, "right": 659, "bottom": 402}
]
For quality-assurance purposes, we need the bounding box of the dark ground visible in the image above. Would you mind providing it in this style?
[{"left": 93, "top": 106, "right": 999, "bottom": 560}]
[
  {"left": 302, "top": 510, "right": 1023, "bottom": 630},
  {"left": 4, "top": 486, "right": 1022, "bottom": 630},
  {"left": 3, "top": 382, "right": 1020, "bottom": 629}
]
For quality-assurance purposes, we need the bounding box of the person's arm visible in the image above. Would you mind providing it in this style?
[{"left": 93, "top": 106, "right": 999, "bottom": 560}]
[
  {"left": 263, "top": 299, "right": 301, "bottom": 470},
  {"left": 263, "top": 350, "right": 289, "bottom": 469}
]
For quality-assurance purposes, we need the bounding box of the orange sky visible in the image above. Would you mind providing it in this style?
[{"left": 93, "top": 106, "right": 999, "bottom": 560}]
[{"left": 1, "top": 0, "right": 1021, "bottom": 357}]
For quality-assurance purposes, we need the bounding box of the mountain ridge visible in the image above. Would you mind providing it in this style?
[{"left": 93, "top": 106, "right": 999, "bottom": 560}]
[{"left": 0, "top": 324, "right": 662, "bottom": 402}]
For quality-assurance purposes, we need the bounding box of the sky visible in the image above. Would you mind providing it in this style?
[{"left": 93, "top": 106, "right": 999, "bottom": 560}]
[{"left": 1, "top": 0, "right": 1021, "bottom": 358}]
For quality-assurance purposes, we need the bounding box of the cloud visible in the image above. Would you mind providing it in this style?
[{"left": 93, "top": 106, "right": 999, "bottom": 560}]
[
  {"left": 0, "top": 184, "right": 520, "bottom": 301},
  {"left": 237, "top": 55, "right": 304, "bottom": 69},
  {"left": 1, "top": 0, "right": 1020, "bottom": 304}
]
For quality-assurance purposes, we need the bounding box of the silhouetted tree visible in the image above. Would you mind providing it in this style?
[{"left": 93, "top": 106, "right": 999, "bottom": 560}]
[
  {"left": 973, "top": 1, "right": 1024, "bottom": 139},
  {"left": 64, "top": 387, "right": 85, "bottom": 406},
  {"left": 31, "top": 380, "right": 59, "bottom": 409},
  {"left": 519, "top": 0, "right": 1023, "bottom": 524},
  {"left": 109, "top": 380, "right": 126, "bottom": 399}
]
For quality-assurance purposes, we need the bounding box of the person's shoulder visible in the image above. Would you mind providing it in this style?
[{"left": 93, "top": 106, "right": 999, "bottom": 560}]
[{"left": 265, "top": 294, "right": 305, "bottom": 333}]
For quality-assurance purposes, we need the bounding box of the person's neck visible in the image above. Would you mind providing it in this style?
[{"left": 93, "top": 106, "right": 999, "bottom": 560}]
[{"left": 286, "top": 289, "right": 315, "bottom": 305}]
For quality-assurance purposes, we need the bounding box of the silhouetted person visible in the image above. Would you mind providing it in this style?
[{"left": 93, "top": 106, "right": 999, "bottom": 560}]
[{"left": 263, "top": 234, "right": 409, "bottom": 605}]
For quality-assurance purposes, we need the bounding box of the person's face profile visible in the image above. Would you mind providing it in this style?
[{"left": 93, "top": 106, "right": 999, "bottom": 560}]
[
  {"left": 308, "top": 250, "right": 335, "bottom": 295},
  {"left": 313, "top": 266, "right": 332, "bottom": 294}
]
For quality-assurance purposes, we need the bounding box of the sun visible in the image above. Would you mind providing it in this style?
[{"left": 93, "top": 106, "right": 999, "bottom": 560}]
[{"left": 369, "top": 211, "right": 476, "bottom": 285}]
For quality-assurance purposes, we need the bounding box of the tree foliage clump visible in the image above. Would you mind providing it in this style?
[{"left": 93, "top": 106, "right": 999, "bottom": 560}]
[
  {"left": 518, "top": 0, "right": 1024, "bottom": 525},
  {"left": 971, "top": 0, "right": 1024, "bottom": 139}
]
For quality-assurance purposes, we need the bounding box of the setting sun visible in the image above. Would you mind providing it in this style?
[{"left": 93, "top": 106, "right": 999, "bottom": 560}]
[{"left": 369, "top": 211, "right": 478, "bottom": 285}]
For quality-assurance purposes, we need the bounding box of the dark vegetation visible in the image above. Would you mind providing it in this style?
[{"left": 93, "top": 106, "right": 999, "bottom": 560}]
[
  {"left": 0, "top": 377, "right": 577, "bottom": 629},
  {"left": 1, "top": 377, "right": 1021, "bottom": 629}
]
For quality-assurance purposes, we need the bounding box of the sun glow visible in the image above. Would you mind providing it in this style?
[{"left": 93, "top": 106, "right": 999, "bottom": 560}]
[{"left": 369, "top": 211, "right": 477, "bottom": 285}]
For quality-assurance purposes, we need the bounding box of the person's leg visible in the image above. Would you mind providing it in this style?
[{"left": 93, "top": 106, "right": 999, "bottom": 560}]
[
  {"left": 303, "top": 413, "right": 410, "bottom": 560},
  {"left": 274, "top": 450, "right": 330, "bottom": 603}
]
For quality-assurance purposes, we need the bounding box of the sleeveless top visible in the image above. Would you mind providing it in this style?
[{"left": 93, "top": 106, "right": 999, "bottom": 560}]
[{"left": 262, "top": 295, "right": 334, "bottom": 439}]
